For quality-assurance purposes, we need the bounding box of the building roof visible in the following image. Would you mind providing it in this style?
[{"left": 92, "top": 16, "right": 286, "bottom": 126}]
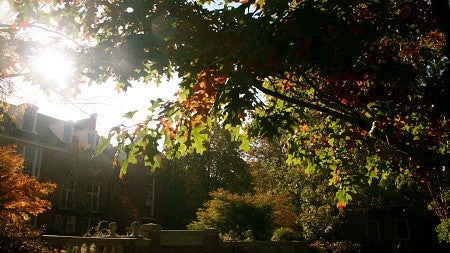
[{"left": 1, "top": 103, "right": 99, "bottom": 151}]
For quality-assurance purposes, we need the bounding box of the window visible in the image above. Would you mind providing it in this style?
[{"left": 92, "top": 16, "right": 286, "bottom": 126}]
[
  {"left": 395, "top": 219, "right": 410, "bottom": 240},
  {"left": 22, "top": 107, "right": 37, "bottom": 132},
  {"left": 87, "top": 132, "right": 97, "bottom": 148},
  {"left": 144, "top": 205, "right": 153, "bottom": 217},
  {"left": 18, "top": 146, "right": 42, "bottom": 177},
  {"left": 81, "top": 217, "right": 98, "bottom": 235},
  {"left": 88, "top": 185, "right": 100, "bottom": 213},
  {"left": 55, "top": 215, "right": 62, "bottom": 231},
  {"left": 62, "top": 124, "right": 73, "bottom": 143},
  {"left": 61, "top": 181, "right": 76, "bottom": 210},
  {"left": 66, "top": 216, "right": 76, "bottom": 234},
  {"left": 144, "top": 174, "right": 155, "bottom": 216},
  {"left": 146, "top": 174, "right": 154, "bottom": 201},
  {"left": 366, "top": 220, "right": 380, "bottom": 241},
  {"left": 55, "top": 215, "right": 76, "bottom": 235},
  {"left": 73, "top": 130, "right": 98, "bottom": 149}
]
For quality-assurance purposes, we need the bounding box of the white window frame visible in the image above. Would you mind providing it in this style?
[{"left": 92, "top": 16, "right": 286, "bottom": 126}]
[
  {"left": 61, "top": 181, "right": 76, "bottom": 210},
  {"left": 62, "top": 124, "right": 73, "bottom": 143},
  {"left": 87, "top": 132, "right": 98, "bottom": 148},
  {"left": 87, "top": 185, "right": 100, "bottom": 213},
  {"left": 18, "top": 146, "right": 42, "bottom": 177},
  {"left": 394, "top": 219, "right": 410, "bottom": 240},
  {"left": 22, "top": 107, "right": 37, "bottom": 132},
  {"left": 73, "top": 129, "right": 98, "bottom": 149}
]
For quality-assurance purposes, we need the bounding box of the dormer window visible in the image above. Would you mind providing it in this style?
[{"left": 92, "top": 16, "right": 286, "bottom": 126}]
[
  {"left": 87, "top": 132, "right": 98, "bottom": 148},
  {"left": 22, "top": 107, "right": 37, "bottom": 132},
  {"left": 63, "top": 124, "right": 73, "bottom": 143},
  {"left": 73, "top": 129, "right": 98, "bottom": 149},
  {"left": 49, "top": 121, "right": 75, "bottom": 144}
]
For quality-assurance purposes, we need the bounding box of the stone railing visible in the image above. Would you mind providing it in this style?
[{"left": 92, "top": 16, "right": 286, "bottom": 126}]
[
  {"left": 43, "top": 235, "right": 150, "bottom": 253},
  {"left": 43, "top": 222, "right": 307, "bottom": 253},
  {"left": 220, "top": 241, "right": 308, "bottom": 253},
  {"left": 43, "top": 221, "right": 150, "bottom": 253}
]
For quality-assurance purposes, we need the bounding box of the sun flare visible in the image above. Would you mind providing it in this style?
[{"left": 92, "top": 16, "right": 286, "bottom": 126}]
[{"left": 32, "top": 49, "right": 75, "bottom": 89}]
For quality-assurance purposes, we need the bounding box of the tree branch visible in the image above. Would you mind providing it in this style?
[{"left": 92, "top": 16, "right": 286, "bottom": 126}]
[
  {"left": 253, "top": 81, "right": 450, "bottom": 169},
  {"left": 253, "top": 81, "right": 366, "bottom": 128}
]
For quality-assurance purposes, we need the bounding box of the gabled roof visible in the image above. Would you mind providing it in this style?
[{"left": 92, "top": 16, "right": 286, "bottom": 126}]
[{"left": 1, "top": 103, "right": 99, "bottom": 151}]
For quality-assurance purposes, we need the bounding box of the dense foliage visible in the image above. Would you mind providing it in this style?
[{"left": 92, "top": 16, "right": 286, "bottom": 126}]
[
  {"left": 246, "top": 137, "right": 346, "bottom": 241},
  {"left": 188, "top": 189, "right": 275, "bottom": 240},
  {"left": 0, "top": 145, "right": 55, "bottom": 252},
  {"left": 5, "top": 0, "right": 450, "bottom": 241},
  {"left": 246, "top": 137, "right": 435, "bottom": 247},
  {"left": 157, "top": 126, "right": 252, "bottom": 228},
  {"left": 271, "top": 227, "right": 302, "bottom": 242}
]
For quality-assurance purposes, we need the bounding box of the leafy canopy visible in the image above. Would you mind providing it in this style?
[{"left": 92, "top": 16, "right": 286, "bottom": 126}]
[{"left": 8, "top": 0, "right": 450, "bottom": 220}]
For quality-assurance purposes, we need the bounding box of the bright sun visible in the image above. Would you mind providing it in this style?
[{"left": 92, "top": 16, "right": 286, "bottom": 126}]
[{"left": 32, "top": 49, "right": 75, "bottom": 89}]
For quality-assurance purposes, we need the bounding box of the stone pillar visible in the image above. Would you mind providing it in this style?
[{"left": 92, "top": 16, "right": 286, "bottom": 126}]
[
  {"left": 140, "top": 223, "right": 162, "bottom": 253},
  {"left": 203, "top": 229, "right": 220, "bottom": 253}
]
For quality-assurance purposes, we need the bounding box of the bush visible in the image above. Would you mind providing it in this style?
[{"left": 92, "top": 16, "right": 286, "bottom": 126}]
[
  {"left": 188, "top": 189, "right": 275, "bottom": 240},
  {"left": 0, "top": 220, "right": 49, "bottom": 253},
  {"left": 308, "top": 240, "right": 362, "bottom": 253},
  {"left": 0, "top": 145, "right": 56, "bottom": 252},
  {"left": 271, "top": 227, "right": 302, "bottom": 242},
  {"left": 436, "top": 218, "right": 450, "bottom": 243}
]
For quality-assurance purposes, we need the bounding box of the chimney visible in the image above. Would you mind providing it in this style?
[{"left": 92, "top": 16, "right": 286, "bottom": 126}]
[{"left": 90, "top": 113, "right": 97, "bottom": 130}]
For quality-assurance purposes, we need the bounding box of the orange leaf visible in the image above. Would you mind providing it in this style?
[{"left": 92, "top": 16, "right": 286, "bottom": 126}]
[{"left": 337, "top": 202, "right": 347, "bottom": 209}]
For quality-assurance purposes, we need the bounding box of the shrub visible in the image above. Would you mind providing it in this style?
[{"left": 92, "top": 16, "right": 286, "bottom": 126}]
[
  {"left": 0, "top": 145, "right": 56, "bottom": 252},
  {"left": 0, "top": 220, "right": 48, "bottom": 253},
  {"left": 436, "top": 218, "right": 450, "bottom": 243},
  {"left": 271, "top": 227, "right": 302, "bottom": 242},
  {"left": 308, "top": 240, "right": 362, "bottom": 253},
  {"left": 188, "top": 189, "right": 274, "bottom": 240}
]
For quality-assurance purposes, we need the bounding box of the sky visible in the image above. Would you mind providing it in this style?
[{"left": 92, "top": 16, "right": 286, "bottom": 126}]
[
  {"left": 2, "top": 0, "right": 235, "bottom": 137},
  {"left": 1, "top": 0, "right": 181, "bottom": 137},
  {"left": 0, "top": 0, "right": 178, "bottom": 137},
  {"left": 9, "top": 79, "right": 178, "bottom": 137}
]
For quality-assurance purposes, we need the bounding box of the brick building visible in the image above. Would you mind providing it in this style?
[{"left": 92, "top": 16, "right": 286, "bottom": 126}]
[{"left": 0, "top": 103, "right": 159, "bottom": 235}]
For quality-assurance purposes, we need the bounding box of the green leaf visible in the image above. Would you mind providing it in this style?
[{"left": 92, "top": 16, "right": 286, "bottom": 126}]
[
  {"left": 127, "top": 150, "right": 138, "bottom": 164},
  {"left": 94, "top": 134, "right": 113, "bottom": 157},
  {"left": 123, "top": 110, "right": 138, "bottom": 119},
  {"left": 367, "top": 169, "right": 379, "bottom": 185},
  {"left": 305, "top": 161, "right": 316, "bottom": 175},
  {"left": 239, "top": 137, "right": 250, "bottom": 151},
  {"left": 192, "top": 136, "right": 208, "bottom": 154},
  {"left": 148, "top": 99, "right": 163, "bottom": 112},
  {"left": 335, "top": 187, "right": 353, "bottom": 203},
  {"left": 119, "top": 158, "right": 129, "bottom": 179},
  {"left": 144, "top": 135, "right": 160, "bottom": 164},
  {"left": 178, "top": 143, "right": 187, "bottom": 154},
  {"left": 191, "top": 123, "right": 208, "bottom": 154},
  {"left": 327, "top": 138, "right": 335, "bottom": 146}
]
